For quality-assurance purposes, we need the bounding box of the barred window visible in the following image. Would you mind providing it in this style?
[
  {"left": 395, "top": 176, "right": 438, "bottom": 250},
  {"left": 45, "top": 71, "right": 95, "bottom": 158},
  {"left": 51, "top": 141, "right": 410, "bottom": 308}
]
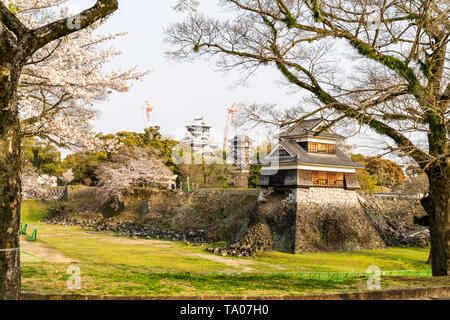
[
  {"left": 311, "top": 171, "right": 344, "bottom": 187},
  {"left": 308, "top": 142, "right": 336, "bottom": 154}
]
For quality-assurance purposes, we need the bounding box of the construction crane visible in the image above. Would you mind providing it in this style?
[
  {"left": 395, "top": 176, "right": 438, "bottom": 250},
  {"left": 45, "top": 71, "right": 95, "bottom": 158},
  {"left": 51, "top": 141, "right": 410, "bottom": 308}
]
[
  {"left": 223, "top": 103, "right": 238, "bottom": 152},
  {"left": 142, "top": 100, "right": 154, "bottom": 127}
]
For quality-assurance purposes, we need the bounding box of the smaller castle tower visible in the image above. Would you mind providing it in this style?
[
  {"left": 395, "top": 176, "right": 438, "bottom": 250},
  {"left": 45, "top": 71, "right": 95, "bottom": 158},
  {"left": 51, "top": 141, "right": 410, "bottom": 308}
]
[
  {"left": 182, "top": 116, "right": 219, "bottom": 155},
  {"left": 230, "top": 134, "right": 252, "bottom": 170},
  {"left": 229, "top": 134, "right": 253, "bottom": 188}
]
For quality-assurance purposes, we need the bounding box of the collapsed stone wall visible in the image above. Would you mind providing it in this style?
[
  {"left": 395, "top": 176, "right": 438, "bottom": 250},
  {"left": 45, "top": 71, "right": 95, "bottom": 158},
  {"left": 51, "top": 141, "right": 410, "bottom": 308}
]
[
  {"left": 205, "top": 190, "right": 296, "bottom": 256},
  {"left": 43, "top": 186, "right": 429, "bottom": 256},
  {"left": 359, "top": 195, "right": 429, "bottom": 247},
  {"left": 252, "top": 190, "right": 297, "bottom": 253},
  {"left": 226, "top": 187, "right": 385, "bottom": 255},
  {"left": 219, "top": 188, "right": 429, "bottom": 256},
  {"left": 45, "top": 187, "right": 259, "bottom": 244}
]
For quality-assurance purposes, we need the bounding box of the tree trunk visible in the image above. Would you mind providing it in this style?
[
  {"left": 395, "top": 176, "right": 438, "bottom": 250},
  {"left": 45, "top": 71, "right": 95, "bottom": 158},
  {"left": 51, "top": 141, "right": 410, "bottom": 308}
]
[
  {"left": 0, "top": 0, "right": 119, "bottom": 300},
  {"left": 0, "top": 48, "right": 22, "bottom": 299},
  {"left": 421, "top": 163, "right": 450, "bottom": 276}
]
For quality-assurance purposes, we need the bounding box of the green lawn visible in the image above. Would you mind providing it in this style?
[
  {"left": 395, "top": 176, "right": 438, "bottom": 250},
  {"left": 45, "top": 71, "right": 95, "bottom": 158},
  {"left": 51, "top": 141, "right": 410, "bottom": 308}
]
[
  {"left": 20, "top": 200, "right": 448, "bottom": 297},
  {"left": 21, "top": 200, "right": 53, "bottom": 224}
]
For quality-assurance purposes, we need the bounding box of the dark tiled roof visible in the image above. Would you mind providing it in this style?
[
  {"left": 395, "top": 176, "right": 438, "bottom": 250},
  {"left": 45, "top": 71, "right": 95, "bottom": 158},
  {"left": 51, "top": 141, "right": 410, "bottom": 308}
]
[
  {"left": 260, "top": 140, "right": 364, "bottom": 169},
  {"left": 260, "top": 118, "right": 364, "bottom": 169},
  {"left": 279, "top": 118, "right": 343, "bottom": 139},
  {"left": 283, "top": 139, "right": 364, "bottom": 168}
]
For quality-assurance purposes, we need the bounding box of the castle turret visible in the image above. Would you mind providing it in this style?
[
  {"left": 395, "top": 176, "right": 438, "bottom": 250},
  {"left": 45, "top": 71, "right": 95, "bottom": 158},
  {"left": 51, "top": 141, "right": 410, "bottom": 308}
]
[
  {"left": 258, "top": 118, "right": 363, "bottom": 189},
  {"left": 182, "top": 116, "right": 219, "bottom": 155}
]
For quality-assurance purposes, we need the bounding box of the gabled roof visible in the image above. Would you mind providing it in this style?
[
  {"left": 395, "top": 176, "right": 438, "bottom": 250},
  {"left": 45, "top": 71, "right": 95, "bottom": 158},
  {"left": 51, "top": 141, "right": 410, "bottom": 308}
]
[
  {"left": 282, "top": 139, "right": 364, "bottom": 168},
  {"left": 263, "top": 143, "right": 297, "bottom": 163},
  {"left": 280, "top": 118, "right": 343, "bottom": 140},
  {"left": 260, "top": 139, "right": 364, "bottom": 169}
]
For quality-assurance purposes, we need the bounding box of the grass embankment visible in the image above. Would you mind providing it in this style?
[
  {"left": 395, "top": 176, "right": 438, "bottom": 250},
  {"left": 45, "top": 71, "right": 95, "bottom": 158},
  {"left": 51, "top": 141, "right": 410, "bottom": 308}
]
[
  {"left": 21, "top": 200, "right": 53, "bottom": 223},
  {"left": 20, "top": 200, "right": 448, "bottom": 297}
]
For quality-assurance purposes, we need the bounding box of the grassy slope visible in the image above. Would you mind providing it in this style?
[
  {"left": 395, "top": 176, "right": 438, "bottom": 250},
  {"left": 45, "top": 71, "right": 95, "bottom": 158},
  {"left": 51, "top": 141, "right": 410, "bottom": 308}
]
[
  {"left": 20, "top": 201, "right": 448, "bottom": 297},
  {"left": 21, "top": 200, "right": 53, "bottom": 224}
]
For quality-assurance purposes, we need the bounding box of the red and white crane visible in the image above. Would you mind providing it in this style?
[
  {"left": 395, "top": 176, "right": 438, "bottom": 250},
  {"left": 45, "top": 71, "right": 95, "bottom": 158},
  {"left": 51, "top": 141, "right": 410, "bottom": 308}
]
[
  {"left": 142, "top": 100, "right": 154, "bottom": 127},
  {"left": 223, "top": 103, "right": 238, "bottom": 152}
]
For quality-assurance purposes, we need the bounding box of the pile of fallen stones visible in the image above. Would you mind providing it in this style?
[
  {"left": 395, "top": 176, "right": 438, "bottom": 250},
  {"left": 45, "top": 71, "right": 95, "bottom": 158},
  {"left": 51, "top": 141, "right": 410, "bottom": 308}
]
[
  {"left": 365, "top": 212, "right": 430, "bottom": 247},
  {"left": 376, "top": 224, "right": 430, "bottom": 247},
  {"left": 206, "top": 223, "right": 274, "bottom": 258},
  {"left": 240, "top": 223, "right": 273, "bottom": 250},
  {"left": 45, "top": 213, "right": 262, "bottom": 256},
  {"left": 44, "top": 215, "right": 208, "bottom": 244},
  {"left": 205, "top": 243, "right": 255, "bottom": 257},
  {"left": 399, "top": 228, "right": 430, "bottom": 247},
  {"left": 44, "top": 214, "right": 102, "bottom": 228},
  {"left": 368, "top": 212, "right": 430, "bottom": 247}
]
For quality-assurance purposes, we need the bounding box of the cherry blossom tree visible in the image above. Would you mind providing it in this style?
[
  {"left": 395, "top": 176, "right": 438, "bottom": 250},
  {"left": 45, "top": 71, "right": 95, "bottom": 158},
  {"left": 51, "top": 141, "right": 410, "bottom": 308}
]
[
  {"left": 0, "top": 0, "right": 119, "bottom": 300},
  {"left": 61, "top": 168, "right": 74, "bottom": 185},
  {"left": 95, "top": 146, "right": 177, "bottom": 213},
  {"left": 11, "top": 2, "right": 147, "bottom": 151}
]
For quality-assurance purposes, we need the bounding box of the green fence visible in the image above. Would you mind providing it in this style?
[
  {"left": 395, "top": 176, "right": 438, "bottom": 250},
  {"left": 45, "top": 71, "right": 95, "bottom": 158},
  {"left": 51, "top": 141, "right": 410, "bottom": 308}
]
[
  {"left": 216, "top": 270, "right": 432, "bottom": 281},
  {"left": 290, "top": 270, "right": 432, "bottom": 281},
  {"left": 20, "top": 222, "right": 37, "bottom": 242}
]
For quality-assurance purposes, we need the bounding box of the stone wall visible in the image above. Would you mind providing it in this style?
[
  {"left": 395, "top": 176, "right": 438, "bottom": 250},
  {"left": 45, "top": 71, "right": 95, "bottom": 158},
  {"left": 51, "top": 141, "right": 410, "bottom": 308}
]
[
  {"left": 23, "top": 187, "right": 65, "bottom": 200},
  {"left": 46, "top": 187, "right": 260, "bottom": 245},
  {"left": 250, "top": 188, "right": 428, "bottom": 254},
  {"left": 294, "top": 188, "right": 385, "bottom": 253},
  {"left": 22, "top": 168, "right": 63, "bottom": 200},
  {"left": 297, "top": 187, "right": 361, "bottom": 206},
  {"left": 232, "top": 171, "right": 250, "bottom": 189},
  {"left": 210, "top": 187, "right": 387, "bottom": 256},
  {"left": 44, "top": 186, "right": 428, "bottom": 256}
]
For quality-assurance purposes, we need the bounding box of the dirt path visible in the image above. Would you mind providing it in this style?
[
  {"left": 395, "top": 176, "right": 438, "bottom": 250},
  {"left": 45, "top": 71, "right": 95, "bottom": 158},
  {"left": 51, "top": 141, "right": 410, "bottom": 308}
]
[
  {"left": 25, "top": 226, "right": 286, "bottom": 272},
  {"left": 192, "top": 253, "right": 257, "bottom": 272},
  {"left": 96, "top": 235, "right": 175, "bottom": 247},
  {"left": 20, "top": 238, "right": 77, "bottom": 263}
]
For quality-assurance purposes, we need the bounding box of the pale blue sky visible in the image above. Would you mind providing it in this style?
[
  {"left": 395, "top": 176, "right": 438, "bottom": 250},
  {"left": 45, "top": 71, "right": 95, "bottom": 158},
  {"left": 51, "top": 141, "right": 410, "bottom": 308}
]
[
  {"left": 73, "top": 0, "right": 304, "bottom": 143},
  {"left": 64, "top": 0, "right": 397, "bottom": 160}
]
